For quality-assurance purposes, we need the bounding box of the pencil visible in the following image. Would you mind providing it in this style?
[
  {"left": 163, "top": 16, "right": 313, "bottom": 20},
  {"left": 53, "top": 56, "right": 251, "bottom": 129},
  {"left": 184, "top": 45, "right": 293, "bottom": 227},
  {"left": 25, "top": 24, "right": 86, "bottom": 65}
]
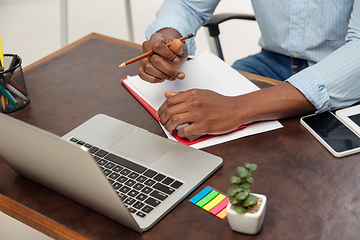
[{"left": 118, "top": 33, "right": 195, "bottom": 68}]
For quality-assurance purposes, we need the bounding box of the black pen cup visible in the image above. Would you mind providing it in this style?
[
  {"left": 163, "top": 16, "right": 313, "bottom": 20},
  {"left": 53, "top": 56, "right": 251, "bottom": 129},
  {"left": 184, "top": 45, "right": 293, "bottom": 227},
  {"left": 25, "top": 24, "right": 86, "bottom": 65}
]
[{"left": 0, "top": 54, "right": 30, "bottom": 113}]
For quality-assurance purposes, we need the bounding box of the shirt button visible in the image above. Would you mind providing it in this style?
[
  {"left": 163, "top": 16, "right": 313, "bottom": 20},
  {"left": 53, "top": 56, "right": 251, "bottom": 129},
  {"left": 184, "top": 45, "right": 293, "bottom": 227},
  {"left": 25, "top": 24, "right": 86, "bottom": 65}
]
[
  {"left": 293, "top": 52, "right": 299, "bottom": 58},
  {"left": 295, "top": 18, "right": 301, "bottom": 25}
]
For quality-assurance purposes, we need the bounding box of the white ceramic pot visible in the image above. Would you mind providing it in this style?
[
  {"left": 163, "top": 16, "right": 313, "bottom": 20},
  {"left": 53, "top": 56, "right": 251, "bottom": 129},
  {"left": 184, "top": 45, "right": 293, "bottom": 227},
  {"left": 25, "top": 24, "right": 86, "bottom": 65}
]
[{"left": 226, "top": 193, "right": 267, "bottom": 235}]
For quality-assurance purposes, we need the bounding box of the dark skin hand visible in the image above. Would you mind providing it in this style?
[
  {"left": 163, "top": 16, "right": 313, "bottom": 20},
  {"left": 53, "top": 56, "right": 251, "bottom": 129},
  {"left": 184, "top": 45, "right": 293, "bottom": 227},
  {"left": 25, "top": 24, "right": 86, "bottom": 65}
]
[
  {"left": 138, "top": 28, "right": 189, "bottom": 83},
  {"left": 139, "top": 28, "right": 316, "bottom": 138}
]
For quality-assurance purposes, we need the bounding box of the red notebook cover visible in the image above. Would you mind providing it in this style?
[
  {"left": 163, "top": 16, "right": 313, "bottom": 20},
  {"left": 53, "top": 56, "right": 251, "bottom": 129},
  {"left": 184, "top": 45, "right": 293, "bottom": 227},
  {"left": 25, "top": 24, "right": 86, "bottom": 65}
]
[{"left": 121, "top": 78, "right": 246, "bottom": 146}]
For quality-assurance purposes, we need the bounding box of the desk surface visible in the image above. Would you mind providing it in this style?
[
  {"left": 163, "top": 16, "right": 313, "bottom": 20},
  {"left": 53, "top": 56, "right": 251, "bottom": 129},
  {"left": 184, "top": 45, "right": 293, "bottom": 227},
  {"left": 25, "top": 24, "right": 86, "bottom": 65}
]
[{"left": 1, "top": 33, "right": 360, "bottom": 240}]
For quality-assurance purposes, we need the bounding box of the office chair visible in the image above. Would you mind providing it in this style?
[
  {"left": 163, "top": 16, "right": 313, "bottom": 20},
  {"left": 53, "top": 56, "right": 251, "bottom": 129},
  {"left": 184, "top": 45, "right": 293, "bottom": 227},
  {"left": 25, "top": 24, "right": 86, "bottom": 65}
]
[{"left": 204, "top": 13, "right": 256, "bottom": 61}]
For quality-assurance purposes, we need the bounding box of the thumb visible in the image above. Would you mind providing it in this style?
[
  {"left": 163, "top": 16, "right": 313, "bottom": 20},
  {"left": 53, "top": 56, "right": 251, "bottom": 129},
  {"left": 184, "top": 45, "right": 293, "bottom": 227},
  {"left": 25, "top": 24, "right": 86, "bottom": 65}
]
[{"left": 169, "top": 39, "right": 184, "bottom": 56}]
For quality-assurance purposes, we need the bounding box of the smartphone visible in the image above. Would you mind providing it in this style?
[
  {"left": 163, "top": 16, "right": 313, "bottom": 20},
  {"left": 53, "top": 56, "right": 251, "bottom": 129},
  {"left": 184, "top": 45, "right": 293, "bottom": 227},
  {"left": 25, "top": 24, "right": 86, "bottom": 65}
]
[{"left": 300, "top": 111, "right": 360, "bottom": 157}]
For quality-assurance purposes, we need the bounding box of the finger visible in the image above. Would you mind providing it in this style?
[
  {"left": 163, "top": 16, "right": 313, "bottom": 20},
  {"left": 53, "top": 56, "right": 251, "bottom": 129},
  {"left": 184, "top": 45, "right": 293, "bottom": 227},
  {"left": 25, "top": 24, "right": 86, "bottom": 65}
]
[
  {"left": 164, "top": 111, "right": 192, "bottom": 133},
  {"left": 157, "top": 91, "right": 187, "bottom": 118},
  {"left": 164, "top": 91, "right": 178, "bottom": 98},
  {"left": 149, "top": 54, "right": 184, "bottom": 80},
  {"left": 138, "top": 61, "right": 167, "bottom": 83}
]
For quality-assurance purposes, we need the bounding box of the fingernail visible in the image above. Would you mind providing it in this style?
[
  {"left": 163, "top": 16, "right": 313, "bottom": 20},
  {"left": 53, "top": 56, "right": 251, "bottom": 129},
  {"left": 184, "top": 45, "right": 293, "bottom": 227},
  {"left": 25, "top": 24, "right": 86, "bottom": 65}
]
[
  {"left": 177, "top": 73, "right": 185, "bottom": 79},
  {"left": 170, "top": 77, "right": 176, "bottom": 81},
  {"left": 156, "top": 111, "right": 159, "bottom": 118},
  {"left": 173, "top": 57, "right": 179, "bottom": 63}
]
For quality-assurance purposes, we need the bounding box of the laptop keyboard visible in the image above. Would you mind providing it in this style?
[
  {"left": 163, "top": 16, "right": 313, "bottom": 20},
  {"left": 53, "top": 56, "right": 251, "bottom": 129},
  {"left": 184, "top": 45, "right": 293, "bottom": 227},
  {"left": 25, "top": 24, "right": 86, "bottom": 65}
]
[{"left": 69, "top": 137, "right": 183, "bottom": 218}]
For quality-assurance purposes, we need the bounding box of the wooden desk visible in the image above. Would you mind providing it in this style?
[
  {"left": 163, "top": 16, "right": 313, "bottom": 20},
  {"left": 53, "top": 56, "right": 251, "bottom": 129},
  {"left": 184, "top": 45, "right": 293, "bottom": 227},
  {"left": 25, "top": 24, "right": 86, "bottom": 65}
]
[{"left": 1, "top": 33, "right": 359, "bottom": 239}]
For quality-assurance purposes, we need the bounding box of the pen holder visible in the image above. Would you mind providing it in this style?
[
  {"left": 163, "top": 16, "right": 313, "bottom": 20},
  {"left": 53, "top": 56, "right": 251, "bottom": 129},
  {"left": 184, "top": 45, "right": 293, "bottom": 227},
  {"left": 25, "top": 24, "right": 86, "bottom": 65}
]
[{"left": 0, "top": 54, "right": 30, "bottom": 113}]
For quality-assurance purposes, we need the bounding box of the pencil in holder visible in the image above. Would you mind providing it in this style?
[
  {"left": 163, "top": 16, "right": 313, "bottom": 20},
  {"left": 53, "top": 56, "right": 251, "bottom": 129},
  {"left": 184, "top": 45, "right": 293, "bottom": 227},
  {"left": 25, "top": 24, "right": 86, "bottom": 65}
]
[{"left": 0, "top": 54, "right": 30, "bottom": 113}]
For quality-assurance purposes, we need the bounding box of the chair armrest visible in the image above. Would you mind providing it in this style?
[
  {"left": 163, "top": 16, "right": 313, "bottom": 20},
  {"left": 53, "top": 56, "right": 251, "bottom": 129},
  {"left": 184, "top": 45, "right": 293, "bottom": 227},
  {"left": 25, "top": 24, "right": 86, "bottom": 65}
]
[{"left": 205, "top": 13, "right": 256, "bottom": 37}]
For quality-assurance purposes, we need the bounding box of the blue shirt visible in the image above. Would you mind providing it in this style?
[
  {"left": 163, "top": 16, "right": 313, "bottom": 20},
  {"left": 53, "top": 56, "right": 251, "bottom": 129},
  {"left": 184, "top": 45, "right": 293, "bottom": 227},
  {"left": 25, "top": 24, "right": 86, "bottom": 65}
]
[{"left": 145, "top": 0, "right": 360, "bottom": 113}]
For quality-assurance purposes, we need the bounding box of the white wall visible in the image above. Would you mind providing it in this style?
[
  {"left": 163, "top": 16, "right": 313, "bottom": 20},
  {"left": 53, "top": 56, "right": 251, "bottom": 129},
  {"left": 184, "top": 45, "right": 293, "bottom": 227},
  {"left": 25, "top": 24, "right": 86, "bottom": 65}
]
[{"left": 0, "top": 0, "right": 261, "bottom": 68}]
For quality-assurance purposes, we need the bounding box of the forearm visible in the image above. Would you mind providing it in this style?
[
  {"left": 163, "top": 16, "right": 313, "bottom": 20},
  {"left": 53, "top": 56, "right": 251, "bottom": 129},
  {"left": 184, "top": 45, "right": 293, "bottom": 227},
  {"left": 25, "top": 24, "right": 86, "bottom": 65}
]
[{"left": 237, "top": 82, "right": 316, "bottom": 124}]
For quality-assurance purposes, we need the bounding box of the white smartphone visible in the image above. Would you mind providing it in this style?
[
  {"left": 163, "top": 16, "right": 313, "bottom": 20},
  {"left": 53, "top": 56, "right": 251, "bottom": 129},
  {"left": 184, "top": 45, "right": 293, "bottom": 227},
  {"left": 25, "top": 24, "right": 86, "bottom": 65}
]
[{"left": 300, "top": 111, "right": 360, "bottom": 157}]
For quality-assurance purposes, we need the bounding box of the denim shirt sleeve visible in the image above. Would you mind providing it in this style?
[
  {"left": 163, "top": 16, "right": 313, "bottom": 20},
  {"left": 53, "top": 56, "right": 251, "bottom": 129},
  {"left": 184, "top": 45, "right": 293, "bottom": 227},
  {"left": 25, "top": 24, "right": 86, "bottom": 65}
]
[{"left": 286, "top": 1, "right": 360, "bottom": 113}]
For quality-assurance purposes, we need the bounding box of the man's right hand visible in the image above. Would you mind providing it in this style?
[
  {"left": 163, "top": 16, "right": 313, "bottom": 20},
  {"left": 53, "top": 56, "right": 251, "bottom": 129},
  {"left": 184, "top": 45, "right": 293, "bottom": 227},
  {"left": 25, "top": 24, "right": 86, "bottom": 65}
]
[{"left": 138, "top": 28, "right": 189, "bottom": 83}]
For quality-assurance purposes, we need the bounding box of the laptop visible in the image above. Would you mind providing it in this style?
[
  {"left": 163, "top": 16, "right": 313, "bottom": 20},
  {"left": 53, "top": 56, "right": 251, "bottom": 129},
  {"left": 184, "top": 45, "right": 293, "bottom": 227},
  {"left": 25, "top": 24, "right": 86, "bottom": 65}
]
[{"left": 0, "top": 113, "right": 222, "bottom": 232}]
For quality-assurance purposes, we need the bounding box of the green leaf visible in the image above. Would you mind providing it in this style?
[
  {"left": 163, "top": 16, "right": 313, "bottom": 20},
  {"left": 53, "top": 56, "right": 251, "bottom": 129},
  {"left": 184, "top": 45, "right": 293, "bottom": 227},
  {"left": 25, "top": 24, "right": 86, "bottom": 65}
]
[
  {"left": 236, "top": 191, "right": 249, "bottom": 201},
  {"left": 236, "top": 167, "right": 249, "bottom": 178},
  {"left": 230, "top": 176, "right": 241, "bottom": 185},
  {"left": 239, "top": 183, "right": 250, "bottom": 189},
  {"left": 243, "top": 195, "right": 258, "bottom": 207},
  {"left": 234, "top": 205, "right": 247, "bottom": 214},
  {"left": 245, "top": 176, "right": 254, "bottom": 184},
  {"left": 244, "top": 163, "right": 251, "bottom": 168},
  {"left": 230, "top": 197, "right": 239, "bottom": 205},
  {"left": 248, "top": 164, "right": 258, "bottom": 172},
  {"left": 227, "top": 187, "right": 238, "bottom": 197}
]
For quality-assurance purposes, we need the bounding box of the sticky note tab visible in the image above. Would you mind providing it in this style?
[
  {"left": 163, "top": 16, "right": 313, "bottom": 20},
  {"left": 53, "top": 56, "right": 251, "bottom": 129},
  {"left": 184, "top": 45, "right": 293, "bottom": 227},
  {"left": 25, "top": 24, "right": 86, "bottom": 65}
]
[
  {"left": 189, "top": 187, "right": 212, "bottom": 204},
  {"left": 209, "top": 197, "right": 229, "bottom": 215},
  {"left": 195, "top": 190, "right": 219, "bottom": 207},
  {"left": 216, "top": 208, "right": 227, "bottom": 219},
  {"left": 203, "top": 194, "right": 226, "bottom": 211}
]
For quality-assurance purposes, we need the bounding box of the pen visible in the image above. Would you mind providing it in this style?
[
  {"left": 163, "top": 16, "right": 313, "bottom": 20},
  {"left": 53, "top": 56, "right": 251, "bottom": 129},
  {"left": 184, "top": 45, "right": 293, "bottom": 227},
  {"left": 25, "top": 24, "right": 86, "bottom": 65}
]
[
  {"left": 118, "top": 33, "right": 195, "bottom": 68},
  {"left": 0, "top": 95, "right": 5, "bottom": 110},
  {"left": 0, "top": 84, "right": 17, "bottom": 108},
  {"left": 6, "top": 84, "right": 27, "bottom": 100},
  {"left": 0, "top": 36, "right": 4, "bottom": 69}
]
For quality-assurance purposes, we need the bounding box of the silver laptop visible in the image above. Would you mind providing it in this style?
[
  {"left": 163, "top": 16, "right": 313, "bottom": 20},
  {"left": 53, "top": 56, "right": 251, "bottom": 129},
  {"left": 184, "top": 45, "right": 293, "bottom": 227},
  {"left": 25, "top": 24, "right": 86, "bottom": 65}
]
[{"left": 0, "top": 113, "right": 222, "bottom": 232}]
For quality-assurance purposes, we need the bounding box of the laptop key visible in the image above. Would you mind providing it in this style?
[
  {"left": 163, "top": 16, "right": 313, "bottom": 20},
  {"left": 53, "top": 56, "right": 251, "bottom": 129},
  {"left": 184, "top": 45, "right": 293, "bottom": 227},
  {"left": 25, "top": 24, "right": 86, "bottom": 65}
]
[
  {"left": 144, "top": 179, "right": 156, "bottom": 186},
  {"left": 128, "top": 190, "right": 139, "bottom": 198},
  {"left": 133, "top": 201, "right": 145, "bottom": 210},
  {"left": 84, "top": 143, "right": 92, "bottom": 148},
  {"left": 97, "top": 159, "right": 108, "bottom": 166},
  {"left": 89, "top": 146, "right": 99, "bottom": 154},
  {"left": 124, "top": 198, "right": 136, "bottom": 206},
  {"left": 128, "top": 172, "right": 139, "bottom": 179},
  {"left": 104, "top": 162, "right": 116, "bottom": 169},
  {"left": 128, "top": 207, "right": 137, "bottom": 214},
  {"left": 103, "top": 169, "right": 112, "bottom": 176},
  {"left": 153, "top": 173, "right": 166, "bottom": 181},
  {"left": 143, "top": 169, "right": 157, "bottom": 178},
  {"left": 120, "top": 169, "right": 131, "bottom": 176},
  {"left": 112, "top": 165, "right": 123, "bottom": 172},
  {"left": 136, "top": 193, "right": 147, "bottom": 201},
  {"left": 136, "top": 212, "right": 146, "bottom": 218},
  {"left": 95, "top": 149, "right": 108, "bottom": 158},
  {"left": 171, "top": 180, "right": 183, "bottom": 189},
  {"left": 133, "top": 183, "right": 145, "bottom": 191},
  {"left": 150, "top": 190, "right": 168, "bottom": 201},
  {"left": 119, "top": 186, "right": 131, "bottom": 193},
  {"left": 108, "top": 173, "right": 120, "bottom": 180},
  {"left": 141, "top": 187, "right": 152, "bottom": 194},
  {"left": 117, "top": 176, "right": 128, "bottom": 183},
  {"left": 136, "top": 175, "right": 147, "bottom": 183},
  {"left": 142, "top": 205, "right": 154, "bottom": 214},
  {"left": 124, "top": 179, "right": 136, "bottom": 187},
  {"left": 153, "top": 183, "right": 175, "bottom": 195},
  {"left": 162, "top": 177, "right": 174, "bottom": 185},
  {"left": 112, "top": 182, "right": 122, "bottom": 190},
  {"left": 70, "top": 137, "right": 78, "bottom": 142},
  {"left": 145, "top": 197, "right": 161, "bottom": 207}
]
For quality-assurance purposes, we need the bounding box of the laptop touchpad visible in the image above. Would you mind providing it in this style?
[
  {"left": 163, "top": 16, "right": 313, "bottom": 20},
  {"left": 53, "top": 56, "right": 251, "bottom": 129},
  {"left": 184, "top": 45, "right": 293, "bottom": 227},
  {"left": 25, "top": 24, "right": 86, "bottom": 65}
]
[{"left": 109, "top": 129, "right": 176, "bottom": 164}]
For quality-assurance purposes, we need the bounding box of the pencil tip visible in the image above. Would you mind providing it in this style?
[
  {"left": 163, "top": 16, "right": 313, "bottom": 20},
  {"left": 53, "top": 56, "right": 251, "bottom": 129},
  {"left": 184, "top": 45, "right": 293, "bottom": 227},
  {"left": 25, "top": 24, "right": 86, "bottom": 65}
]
[{"left": 118, "top": 63, "right": 126, "bottom": 68}]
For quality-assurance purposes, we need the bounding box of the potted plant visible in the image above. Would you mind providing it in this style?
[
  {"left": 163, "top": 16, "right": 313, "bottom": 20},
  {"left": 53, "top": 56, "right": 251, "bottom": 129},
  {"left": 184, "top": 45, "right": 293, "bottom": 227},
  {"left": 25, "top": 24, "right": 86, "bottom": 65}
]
[{"left": 226, "top": 163, "right": 267, "bottom": 235}]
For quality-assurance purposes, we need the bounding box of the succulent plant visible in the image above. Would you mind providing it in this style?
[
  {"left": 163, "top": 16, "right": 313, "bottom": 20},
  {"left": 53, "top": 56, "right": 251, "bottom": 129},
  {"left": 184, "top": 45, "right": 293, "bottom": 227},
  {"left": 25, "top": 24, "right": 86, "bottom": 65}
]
[{"left": 227, "top": 163, "right": 258, "bottom": 214}]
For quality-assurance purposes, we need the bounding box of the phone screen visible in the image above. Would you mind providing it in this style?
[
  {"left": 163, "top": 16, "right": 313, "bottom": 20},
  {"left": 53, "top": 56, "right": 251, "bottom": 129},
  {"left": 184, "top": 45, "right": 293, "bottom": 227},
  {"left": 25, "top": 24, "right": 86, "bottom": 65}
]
[{"left": 301, "top": 111, "right": 360, "bottom": 153}]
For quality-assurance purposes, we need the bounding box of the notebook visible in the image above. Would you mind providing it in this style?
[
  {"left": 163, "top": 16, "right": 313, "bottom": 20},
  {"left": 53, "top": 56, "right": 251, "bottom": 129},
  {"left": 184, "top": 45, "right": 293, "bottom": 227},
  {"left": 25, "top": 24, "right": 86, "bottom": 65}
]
[{"left": 0, "top": 113, "right": 223, "bottom": 233}]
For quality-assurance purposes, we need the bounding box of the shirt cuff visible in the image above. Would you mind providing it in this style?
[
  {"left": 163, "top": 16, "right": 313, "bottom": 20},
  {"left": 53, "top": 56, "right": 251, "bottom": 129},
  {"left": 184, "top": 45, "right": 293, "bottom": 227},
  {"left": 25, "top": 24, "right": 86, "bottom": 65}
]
[
  {"left": 145, "top": 15, "right": 197, "bottom": 55},
  {"left": 285, "top": 67, "right": 330, "bottom": 113}
]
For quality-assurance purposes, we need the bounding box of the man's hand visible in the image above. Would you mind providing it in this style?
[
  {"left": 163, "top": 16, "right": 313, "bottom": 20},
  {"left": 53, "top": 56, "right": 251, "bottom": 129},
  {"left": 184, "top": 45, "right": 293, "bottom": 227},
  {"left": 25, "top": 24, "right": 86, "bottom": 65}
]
[
  {"left": 138, "top": 29, "right": 189, "bottom": 83},
  {"left": 156, "top": 83, "right": 316, "bottom": 139},
  {"left": 157, "top": 89, "right": 246, "bottom": 138}
]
